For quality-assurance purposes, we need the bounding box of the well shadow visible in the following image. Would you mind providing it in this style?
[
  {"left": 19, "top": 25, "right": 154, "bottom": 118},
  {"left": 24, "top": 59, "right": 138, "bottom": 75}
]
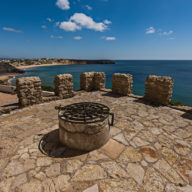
[{"left": 38, "top": 129, "right": 88, "bottom": 158}]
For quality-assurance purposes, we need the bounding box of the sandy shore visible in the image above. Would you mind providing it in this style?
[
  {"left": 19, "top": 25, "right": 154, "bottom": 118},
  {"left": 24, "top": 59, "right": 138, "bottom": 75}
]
[
  {"left": 0, "top": 73, "right": 20, "bottom": 84},
  {"left": 17, "top": 63, "right": 68, "bottom": 69}
]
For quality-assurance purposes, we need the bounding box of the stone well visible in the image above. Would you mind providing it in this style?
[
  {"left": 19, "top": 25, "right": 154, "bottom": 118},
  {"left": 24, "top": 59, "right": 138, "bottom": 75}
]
[{"left": 56, "top": 102, "right": 113, "bottom": 151}]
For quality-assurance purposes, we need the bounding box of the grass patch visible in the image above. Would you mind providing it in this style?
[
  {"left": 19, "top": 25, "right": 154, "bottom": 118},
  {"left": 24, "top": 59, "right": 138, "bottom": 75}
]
[
  {"left": 169, "top": 100, "right": 184, "bottom": 106},
  {"left": 41, "top": 85, "right": 54, "bottom": 92}
]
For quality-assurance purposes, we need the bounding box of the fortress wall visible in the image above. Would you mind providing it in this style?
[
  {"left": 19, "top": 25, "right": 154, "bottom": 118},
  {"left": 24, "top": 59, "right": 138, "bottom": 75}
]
[
  {"left": 80, "top": 72, "right": 106, "bottom": 91},
  {"left": 145, "top": 75, "right": 174, "bottom": 105},
  {"left": 16, "top": 77, "right": 42, "bottom": 107},
  {"left": 112, "top": 73, "right": 133, "bottom": 96},
  {"left": 54, "top": 74, "right": 74, "bottom": 99}
]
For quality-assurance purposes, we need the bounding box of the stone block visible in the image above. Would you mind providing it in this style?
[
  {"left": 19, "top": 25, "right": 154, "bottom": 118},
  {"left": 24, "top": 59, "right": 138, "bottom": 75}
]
[
  {"left": 80, "top": 72, "right": 95, "bottom": 91},
  {"left": 112, "top": 73, "right": 133, "bottom": 96},
  {"left": 16, "top": 77, "right": 42, "bottom": 107},
  {"left": 80, "top": 72, "right": 106, "bottom": 91},
  {"left": 54, "top": 74, "right": 73, "bottom": 98},
  {"left": 94, "top": 72, "right": 106, "bottom": 90},
  {"left": 145, "top": 75, "right": 174, "bottom": 105}
]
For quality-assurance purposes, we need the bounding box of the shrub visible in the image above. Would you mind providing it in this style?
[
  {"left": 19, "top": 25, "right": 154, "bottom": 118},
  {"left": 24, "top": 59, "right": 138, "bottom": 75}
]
[{"left": 169, "top": 100, "right": 184, "bottom": 106}]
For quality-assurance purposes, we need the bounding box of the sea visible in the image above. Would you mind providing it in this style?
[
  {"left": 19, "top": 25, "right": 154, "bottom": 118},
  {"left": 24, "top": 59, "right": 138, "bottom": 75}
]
[{"left": 11, "top": 60, "right": 192, "bottom": 106}]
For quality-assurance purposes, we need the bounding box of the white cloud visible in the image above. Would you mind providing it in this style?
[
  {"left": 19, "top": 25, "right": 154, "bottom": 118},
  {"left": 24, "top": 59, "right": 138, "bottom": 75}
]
[
  {"left": 70, "top": 13, "right": 107, "bottom": 32},
  {"left": 3, "top": 27, "right": 22, "bottom": 33},
  {"left": 59, "top": 13, "right": 108, "bottom": 32},
  {"left": 59, "top": 21, "right": 81, "bottom": 31},
  {"left": 41, "top": 25, "right": 47, "bottom": 29},
  {"left": 86, "top": 5, "right": 92, "bottom": 10},
  {"left": 102, "top": 36, "right": 116, "bottom": 41},
  {"left": 56, "top": 0, "right": 70, "bottom": 10},
  {"left": 161, "top": 30, "right": 173, "bottom": 36},
  {"left": 50, "top": 35, "right": 63, "bottom": 39},
  {"left": 104, "top": 19, "right": 112, "bottom": 25},
  {"left": 146, "top": 27, "right": 155, "bottom": 34},
  {"left": 74, "top": 36, "right": 82, "bottom": 40},
  {"left": 47, "top": 18, "right": 54, "bottom": 22}
]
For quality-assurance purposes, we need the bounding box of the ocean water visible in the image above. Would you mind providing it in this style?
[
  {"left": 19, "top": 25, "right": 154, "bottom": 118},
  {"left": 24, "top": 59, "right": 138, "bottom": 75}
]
[{"left": 12, "top": 60, "right": 192, "bottom": 106}]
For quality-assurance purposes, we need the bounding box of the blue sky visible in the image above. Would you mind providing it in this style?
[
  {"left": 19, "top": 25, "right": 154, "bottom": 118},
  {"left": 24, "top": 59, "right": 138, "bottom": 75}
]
[{"left": 0, "top": 0, "right": 192, "bottom": 59}]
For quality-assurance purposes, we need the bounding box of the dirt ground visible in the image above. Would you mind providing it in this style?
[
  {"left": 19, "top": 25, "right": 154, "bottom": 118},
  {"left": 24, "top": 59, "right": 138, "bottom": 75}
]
[{"left": 0, "top": 92, "right": 18, "bottom": 106}]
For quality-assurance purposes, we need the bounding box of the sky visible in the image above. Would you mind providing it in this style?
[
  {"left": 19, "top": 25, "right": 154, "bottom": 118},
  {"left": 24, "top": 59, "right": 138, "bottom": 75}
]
[{"left": 0, "top": 0, "right": 192, "bottom": 59}]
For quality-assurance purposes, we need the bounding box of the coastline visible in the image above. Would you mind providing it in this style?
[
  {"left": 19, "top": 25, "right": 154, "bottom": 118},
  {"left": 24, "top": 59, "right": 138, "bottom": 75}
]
[
  {"left": 17, "top": 63, "right": 69, "bottom": 69},
  {"left": 0, "top": 73, "right": 21, "bottom": 85}
]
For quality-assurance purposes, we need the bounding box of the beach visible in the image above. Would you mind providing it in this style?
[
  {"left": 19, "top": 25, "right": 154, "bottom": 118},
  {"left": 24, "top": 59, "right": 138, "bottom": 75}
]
[
  {"left": 0, "top": 73, "right": 20, "bottom": 84},
  {"left": 17, "top": 63, "right": 69, "bottom": 69}
]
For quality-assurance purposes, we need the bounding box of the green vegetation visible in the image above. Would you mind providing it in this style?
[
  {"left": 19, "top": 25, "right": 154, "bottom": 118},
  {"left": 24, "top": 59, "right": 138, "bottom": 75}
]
[
  {"left": 1, "top": 110, "right": 11, "bottom": 115},
  {"left": 169, "top": 100, "right": 184, "bottom": 106},
  {"left": 41, "top": 85, "right": 54, "bottom": 92}
]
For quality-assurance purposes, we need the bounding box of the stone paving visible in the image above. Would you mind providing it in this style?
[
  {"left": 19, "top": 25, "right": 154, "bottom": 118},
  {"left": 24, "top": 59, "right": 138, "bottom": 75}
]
[{"left": 0, "top": 91, "right": 192, "bottom": 192}]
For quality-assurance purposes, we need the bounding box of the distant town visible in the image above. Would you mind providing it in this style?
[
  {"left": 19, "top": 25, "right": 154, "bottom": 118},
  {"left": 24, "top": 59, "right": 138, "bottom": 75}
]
[{"left": 0, "top": 58, "right": 115, "bottom": 68}]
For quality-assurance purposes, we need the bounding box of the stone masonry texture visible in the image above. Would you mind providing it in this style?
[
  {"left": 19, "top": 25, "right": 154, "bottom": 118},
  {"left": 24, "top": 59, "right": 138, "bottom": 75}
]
[
  {"left": 16, "top": 77, "right": 42, "bottom": 107},
  {"left": 112, "top": 73, "right": 133, "bottom": 96},
  {"left": 80, "top": 72, "right": 106, "bottom": 91},
  {"left": 0, "top": 90, "right": 192, "bottom": 192},
  {"left": 145, "top": 75, "right": 174, "bottom": 105},
  {"left": 54, "top": 74, "right": 73, "bottom": 99}
]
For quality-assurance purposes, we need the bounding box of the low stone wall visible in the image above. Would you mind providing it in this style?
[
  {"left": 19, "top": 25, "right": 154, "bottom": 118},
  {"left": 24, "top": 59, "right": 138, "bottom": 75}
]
[
  {"left": 80, "top": 72, "right": 106, "bottom": 91},
  {"left": 14, "top": 73, "right": 175, "bottom": 108},
  {"left": 145, "top": 75, "right": 174, "bottom": 105},
  {"left": 54, "top": 74, "right": 73, "bottom": 99},
  {"left": 16, "top": 77, "right": 42, "bottom": 107},
  {"left": 112, "top": 73, "right": 133, "bottom": 96}
]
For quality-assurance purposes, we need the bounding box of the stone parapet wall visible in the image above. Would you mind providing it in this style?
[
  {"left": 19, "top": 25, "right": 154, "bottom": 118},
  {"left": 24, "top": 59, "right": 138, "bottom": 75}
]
[
  {"left": 112, "top": 73, "right": 133, "bottom": 96},
  {"left": 16, "top": 77, "right": 42, "bottom": 107},
  {"left": 80, "top": 72, "right": 95, "bottom": 91},
  {"left": 54, "top": 74, "right": 73, "bottom": 98},
  {"left": 145, "top": 75, "right": 174, "bottom": 105},
  {"left": 80, "top": 72, "right": 106, "bottom": 91},
  {"left": 94, "top": 72, "right": 106, "bottom": 90}
]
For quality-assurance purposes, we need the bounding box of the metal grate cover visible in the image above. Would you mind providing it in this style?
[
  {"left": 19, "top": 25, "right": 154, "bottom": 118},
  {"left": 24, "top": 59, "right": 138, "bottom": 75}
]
[{"left": 56, "top": 102, "right": 111, "bottom": 124}]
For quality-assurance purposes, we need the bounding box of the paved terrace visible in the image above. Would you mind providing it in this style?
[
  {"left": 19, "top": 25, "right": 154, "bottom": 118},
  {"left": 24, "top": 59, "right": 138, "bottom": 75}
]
[{"left": 0, "top": 91, "right": 192, "bottom": 192}]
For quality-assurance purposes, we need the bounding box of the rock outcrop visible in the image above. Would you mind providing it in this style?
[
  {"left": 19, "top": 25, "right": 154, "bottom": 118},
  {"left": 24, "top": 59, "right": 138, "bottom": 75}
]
[
  {"left": 62, "top": 59, "right": 115, "bottom": 65},
  {"left": 0, "top": 63, "right": 24, "bottom": 74}
]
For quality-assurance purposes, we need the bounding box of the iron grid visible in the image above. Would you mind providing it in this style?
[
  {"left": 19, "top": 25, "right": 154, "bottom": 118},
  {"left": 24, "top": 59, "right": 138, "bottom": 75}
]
[{"left": 56, "top": 102, "right": 110, "bottom": 124}]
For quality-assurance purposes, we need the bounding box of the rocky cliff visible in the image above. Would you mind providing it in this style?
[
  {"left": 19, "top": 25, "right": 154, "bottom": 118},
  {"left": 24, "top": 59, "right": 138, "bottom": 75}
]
[
  {"left": 62, "top": 59, "right": 115, "bottom": 65},
  {"left": 0, "top": 63, "right": 24, "bottom": 74}
]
